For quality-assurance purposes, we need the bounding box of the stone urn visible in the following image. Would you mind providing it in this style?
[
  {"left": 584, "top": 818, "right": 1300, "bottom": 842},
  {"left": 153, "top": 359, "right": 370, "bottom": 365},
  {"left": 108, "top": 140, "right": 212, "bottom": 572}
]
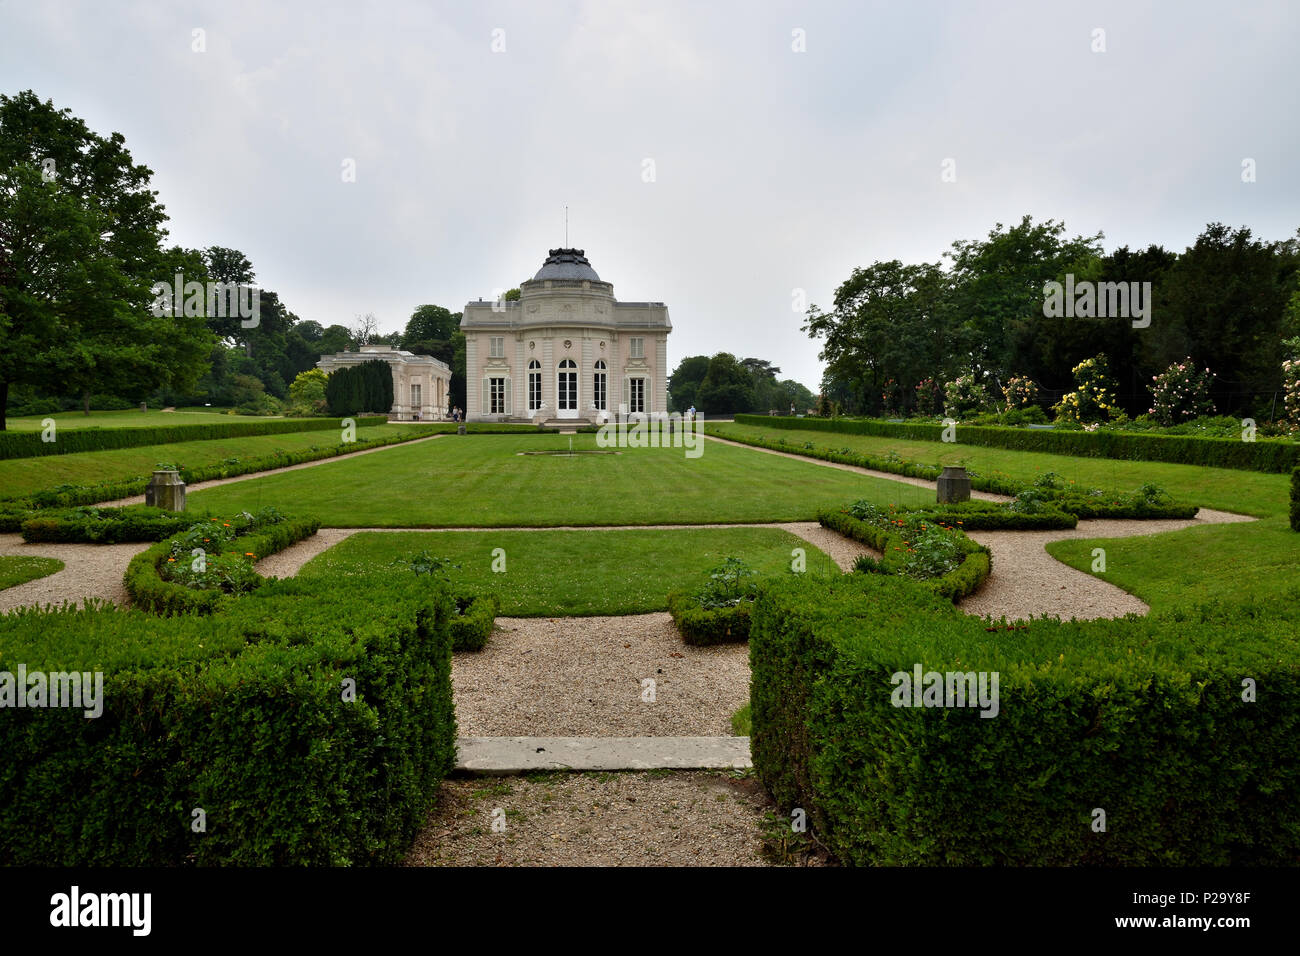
[
  {"left": 936, "top": 466, "right": 971, "bottom": 504},
  {"left": 145, "top": 469, "right": 187, "bottom": 511}
]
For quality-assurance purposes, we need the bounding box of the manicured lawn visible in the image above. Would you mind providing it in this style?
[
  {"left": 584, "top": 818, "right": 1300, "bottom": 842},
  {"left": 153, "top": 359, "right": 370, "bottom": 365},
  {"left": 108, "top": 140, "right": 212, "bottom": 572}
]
[
  {"left": 0, "top": 424, "right": 423, "bottom": 500},
  {"left": 3, "top": 408, "right": 245, "bottom": 429},
  {"left": 0, "top": 556, "right": 64, "bottom": 591},
  {"left": 710, "top": 422, "right": 1288, "bottom": 518},
  {"left": 298, "top": 527, "right": 840, "bottom": 615},
  {"left": 1047, "top": 519, "right": 1300, "bottom": 614},
  {"left": 189, "top": 432, "right": 942, "bottom": 526}
]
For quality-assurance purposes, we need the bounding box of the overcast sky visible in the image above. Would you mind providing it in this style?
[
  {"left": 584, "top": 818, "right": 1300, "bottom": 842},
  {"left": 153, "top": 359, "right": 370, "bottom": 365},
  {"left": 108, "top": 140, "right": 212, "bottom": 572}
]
[{"left": 3, "top": 0, "right": 1297, "bottom": 390}]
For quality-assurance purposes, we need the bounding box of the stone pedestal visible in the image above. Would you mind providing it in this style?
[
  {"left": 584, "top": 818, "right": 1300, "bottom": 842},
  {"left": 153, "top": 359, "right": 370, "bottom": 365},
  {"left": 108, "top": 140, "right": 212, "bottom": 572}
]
[
  {"left": 145, "top": 469, "right": 186, "bottom": 511},
  {"left": 457, "top": 424, "right": 467, "bottom": 435},
  {"left": 937, "top": 466, "right": 971, "bottom": 504}
]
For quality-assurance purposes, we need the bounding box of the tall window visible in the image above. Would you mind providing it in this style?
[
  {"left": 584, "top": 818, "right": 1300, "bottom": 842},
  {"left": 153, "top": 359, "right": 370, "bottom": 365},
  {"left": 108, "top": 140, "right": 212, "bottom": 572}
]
[
  {"left": 489, "top": 336, "right": 504, "bottom": 358},
  {"left": 489, "top": 377, "right": 506, "bottom": 414},
  {"left": 528, "top": 359, "right": 541, "bottom": 412},
  {"left": 628, "top": 377, "right": 646, "bottom": 413},
  {"left": 593, "top": 359, "right": 607, "bottom": 411},
  {"left": 410, "top": 383, "right": 421, "bottom": 407},
  {"left": 557, "top": 359, "right": 577, "bottom": 411},
  {"left": 629, "top": 337, "right": 645, "bottom": 359}
]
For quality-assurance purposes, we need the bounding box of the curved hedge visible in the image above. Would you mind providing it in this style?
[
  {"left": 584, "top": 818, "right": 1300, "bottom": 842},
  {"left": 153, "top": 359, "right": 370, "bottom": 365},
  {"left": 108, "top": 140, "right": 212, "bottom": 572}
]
[
  {"left": 125, "top": 514, "right": 321, "bottom": 615},
  {"left": 666, "top": 590, "right": 754, "bottom": 645},
  {"left": 0, "top": 573, "right": 457, "bottom": 865},
  {"left": 749, "top": 573, "right": 1300, "bottom": 865},
  {"left": 0, "top": 416, "right": 388, "bottom": 461},
  {"left": 732, "top": 414, "right": 1300, "bottom": 473},
  {"left": 818, "top": 508, "right": 990, "bottom": 602}
]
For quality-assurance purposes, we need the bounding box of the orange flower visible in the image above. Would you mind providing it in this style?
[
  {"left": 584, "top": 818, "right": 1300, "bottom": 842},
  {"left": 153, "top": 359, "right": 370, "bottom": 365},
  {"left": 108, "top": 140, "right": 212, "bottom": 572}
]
[
  {"left": 222, "top": 522, "right": 231, "bottom": 527},
  {"left": 167, "top": 557, "right": 175, "bottom": 563},
  {"left": 245, "top": 552, "right": 255, "bottom": 557}
]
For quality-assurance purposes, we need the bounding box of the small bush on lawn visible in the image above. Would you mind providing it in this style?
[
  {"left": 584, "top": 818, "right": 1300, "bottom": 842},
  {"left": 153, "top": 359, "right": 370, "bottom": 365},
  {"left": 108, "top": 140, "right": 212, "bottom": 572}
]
[
  {"left": 749, "top": 573, "right": 1300, "bottom": 865},
  {"left": 668, "top": 556, "right": 762, "bottom": 645},
  {"left": 0, "top": 573, "right": 457, "bottom": 865}
]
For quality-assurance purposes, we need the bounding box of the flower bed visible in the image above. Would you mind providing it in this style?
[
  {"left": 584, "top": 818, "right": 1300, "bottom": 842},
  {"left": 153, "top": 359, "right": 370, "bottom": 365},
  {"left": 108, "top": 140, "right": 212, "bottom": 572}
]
[
  {"left": 18, "top": 505, "right": 197, "bottom": 543},
  {"left": 667, "top": 557, "right": 762, "bottom": 645}
]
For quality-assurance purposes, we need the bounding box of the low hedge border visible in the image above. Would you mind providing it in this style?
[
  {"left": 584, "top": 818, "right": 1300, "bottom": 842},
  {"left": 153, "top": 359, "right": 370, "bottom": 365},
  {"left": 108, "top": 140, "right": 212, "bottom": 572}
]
[
  {"left": 717, "top": 430, "right": 1199, "bottom": 520},
  {"left": 124, "top": 514, "right": 321, "bottom": 615},
  {"left": 0, "top": 572, "right": 456, "bottom": 865},
  {"left": 1292, "top": 466, "right": 1300, "bottom": 531},
  {"left": 732, "top": 413, "right": 1300, "bottom": 473},
  {"left": 817, "top": 508, "right": 990, "bottom": 602},
  {"left": 448, "top": 593, "right": 500, "bottom": 651},
  {"left": 666, "top": 590, "right": 754, "bottom": 645},
  {"left": 0, "top": 416, "right": 388, "bottom": 461},
  {"left": 749, "top": 573, "right": 1300, "bottom": 865},
  {"left": 908, "top": 502, "right": 1078, "bottom": 531},
  {"left": 19, "top": 505, "right": 198, "bottom": 544}
]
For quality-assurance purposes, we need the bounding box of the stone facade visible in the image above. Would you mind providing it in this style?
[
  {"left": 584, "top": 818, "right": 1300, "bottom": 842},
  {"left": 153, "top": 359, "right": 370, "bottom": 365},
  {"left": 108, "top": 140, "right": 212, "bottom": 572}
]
[
  {"left": 461, "top": 249, "right": 671, "bottom": 424},
  {"left": 316, "top": 344, "right": 451, "bottom": 421}
]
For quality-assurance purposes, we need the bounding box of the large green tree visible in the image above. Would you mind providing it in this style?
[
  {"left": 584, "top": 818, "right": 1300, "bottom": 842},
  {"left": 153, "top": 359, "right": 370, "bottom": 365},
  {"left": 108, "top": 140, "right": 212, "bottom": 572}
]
[
  {"left": 667, "top": 355, "right": 711, "bottom": 411},
  {"left": 695, "top": 352, "right": 754, "bottom": 414},
  {"left": 0, "top": 90, "right": 212, "bottom": 427}
]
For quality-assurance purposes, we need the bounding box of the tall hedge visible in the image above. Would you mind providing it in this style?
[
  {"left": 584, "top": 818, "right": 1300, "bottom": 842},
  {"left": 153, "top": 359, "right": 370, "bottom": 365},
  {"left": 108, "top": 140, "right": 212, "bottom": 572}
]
[
  {"left": 0, "top": 416, "right": 386, "bottom": 461},
  {"left": 0, "top": 573, "right": 456, "bottom": 865},
  {"left": 749, "top": 573, "right": 1300, "bottom": 866},
  {"left": 732, "top": 414, "right": 1300, "bottom": 474},
  {"left": 326, "top": 360, "right": 394, "bottom": 416}
]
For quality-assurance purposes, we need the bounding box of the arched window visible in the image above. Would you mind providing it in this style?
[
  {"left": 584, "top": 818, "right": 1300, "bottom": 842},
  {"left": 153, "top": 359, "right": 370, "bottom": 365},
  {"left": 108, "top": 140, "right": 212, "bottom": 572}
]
[
  {"left": 528, "top": 359, "right": 542, "bottom": 412},
  {"left": 593, "top": 359, "right": 607, "bottom": 411},
  {"left": 557, "top": 359, "right": 578, "bottom": 415}
]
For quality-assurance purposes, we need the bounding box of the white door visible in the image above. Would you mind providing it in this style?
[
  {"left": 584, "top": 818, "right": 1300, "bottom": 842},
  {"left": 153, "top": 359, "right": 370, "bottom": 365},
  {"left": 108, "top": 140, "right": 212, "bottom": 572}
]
[{"left": 557, "top": 360, "right": 578, "bottom": 419}]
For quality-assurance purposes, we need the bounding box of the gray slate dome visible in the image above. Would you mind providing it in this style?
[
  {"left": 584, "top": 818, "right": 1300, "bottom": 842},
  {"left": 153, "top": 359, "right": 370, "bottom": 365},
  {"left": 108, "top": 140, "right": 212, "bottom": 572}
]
[{"left": 533, "top": 248, "right": 601, "bottom": 282}]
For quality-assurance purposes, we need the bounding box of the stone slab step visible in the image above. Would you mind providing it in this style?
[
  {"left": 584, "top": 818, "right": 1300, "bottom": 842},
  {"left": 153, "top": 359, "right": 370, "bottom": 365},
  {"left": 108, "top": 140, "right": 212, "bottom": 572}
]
[{"left": 455, "top": 736, "right": 752, "bottom": 775}]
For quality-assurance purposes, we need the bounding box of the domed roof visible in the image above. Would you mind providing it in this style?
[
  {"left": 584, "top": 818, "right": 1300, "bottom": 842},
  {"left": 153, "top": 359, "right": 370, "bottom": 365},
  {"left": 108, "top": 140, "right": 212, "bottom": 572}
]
[{"left": 533, "top": 248, "right": 601, "bottom": 282}]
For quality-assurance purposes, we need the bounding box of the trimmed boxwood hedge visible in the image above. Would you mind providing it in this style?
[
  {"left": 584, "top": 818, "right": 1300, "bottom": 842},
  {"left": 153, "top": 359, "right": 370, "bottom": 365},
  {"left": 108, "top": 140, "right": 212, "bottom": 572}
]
[
  {"left": 448, "top": 593, "right": 500, "bottom": 651},
  {"left": 0, "top": 416, "right": 388, "bottom": 461},
  {"left": 908, "top": 501, "right": 1078, "bottom": 531},
  {"left": 749, "top": 573, "right": 1300, "bottom": 866},
  {"left": 0, "top": 572, "right": 456, "bottom": 865},
  {"left": 818, "top": 508, "right": 990, "bottom": 602},
  {"left": 124, "top": 514, "right": 321, "bottom": 615},
  {"left": 1292, "top": 466, "right": 1300, "bottom": 531},
  {"left": 666, "top": 590, "right": 754, "bottom": 645},
  {"left": 733, "top": 413, "right": 1300, "bottom": 473},
  {"left": 19, "top": 505, "right": 198, "bottom": 543}
]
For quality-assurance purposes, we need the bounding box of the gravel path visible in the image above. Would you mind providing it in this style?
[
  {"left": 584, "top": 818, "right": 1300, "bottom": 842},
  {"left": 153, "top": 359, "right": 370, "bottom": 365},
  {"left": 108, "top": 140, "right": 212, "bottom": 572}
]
[
  {"left": 958, "top": 507, "right": 1254, "bottom": 622},
  {"left": 93, "top": 433, "right": 446, "bottom": 507},
  {"left": 0, "top": 534, "right": 149, "bottom": 613},
  {"left": 704, "top": 434, "right": 1011, "bottom": 501},
  {"left": 453, "top": 613, "right": 749, "bottom": 737},
  {"left": 405, "top": 771, "right": 804, "bottom": 867}
]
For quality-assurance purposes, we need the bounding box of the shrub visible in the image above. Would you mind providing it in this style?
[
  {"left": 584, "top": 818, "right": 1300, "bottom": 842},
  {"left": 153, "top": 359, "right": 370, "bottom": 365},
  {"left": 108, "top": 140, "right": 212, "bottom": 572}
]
[
  {"left": 1284, "top": 359, "right": 1300, "bottom": 433},
  {"left": 914, "top": 378, "right": 943, "bottom": 416},
  {"left": 19, "top": 505, "right": 196, "bottom": 544},
  {"left": 1053, "top": 355, "right": 1119, "bottom": 425},
  {"left": 943, "top": 371, "right": 990, "bottom": 419},
  {"left": 748, "top": 573, "right": 1300, "bottom": 865},
  {"left": 0, "top": 574, "right": 457, "bottom": 865},
  {"left": 668, "top": 557, "right": 762, "bottom": 645},
  {"left": 448, "top": 593, "right": 500, "bottom": 652},
  {"left": 1002, "top": 375, "right": 1039, "bottom": 411},
  {"left": 1150, "top": 359, "right": 1216, "bottom": 425}
]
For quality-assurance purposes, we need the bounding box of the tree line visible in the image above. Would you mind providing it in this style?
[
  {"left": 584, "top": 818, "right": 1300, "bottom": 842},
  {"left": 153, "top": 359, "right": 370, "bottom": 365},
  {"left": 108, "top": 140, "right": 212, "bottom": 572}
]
[
  {"left": 806, "top": 215, "right": 1300, "bottom": 420},
  {"left": 668, "top": 353, "right": 816, "bottom": 415}
]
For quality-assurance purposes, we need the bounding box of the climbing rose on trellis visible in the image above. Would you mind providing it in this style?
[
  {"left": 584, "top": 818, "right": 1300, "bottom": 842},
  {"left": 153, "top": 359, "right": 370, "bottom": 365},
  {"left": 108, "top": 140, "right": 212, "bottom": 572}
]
[
  {"left": 1053, "top": 355, "right": 1118, "bottom": 425},
  {"left": 1002, "top": 376, "right": 1039, "bottom": 410},
  {"left": 1283, "top": 359, "right": 1300, "bottom": 432},
  {"left": 1149, "top": 359, "right": 1215, "bottom": 425}
]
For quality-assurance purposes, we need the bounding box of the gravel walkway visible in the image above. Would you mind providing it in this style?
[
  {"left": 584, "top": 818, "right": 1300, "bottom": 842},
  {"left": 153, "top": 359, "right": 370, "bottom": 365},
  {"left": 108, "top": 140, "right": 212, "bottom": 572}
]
[
  {"left": 93, "top": 433, "right": 446, "bottom": 507},
  {"left": 405, "top": 771, "right": 801, "bottom": 867},
  {"left": 0, "top": 534, "right": 149, "bottom": 613},
  {"left": 453, "top": 613, "right": 749, "bottom": 737},
  {"left": 959, "top": 507, "right": 1254, "bottom": 622},
  {"left": 704, "top": 434, "right": 1011, "bottom": 501}
]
